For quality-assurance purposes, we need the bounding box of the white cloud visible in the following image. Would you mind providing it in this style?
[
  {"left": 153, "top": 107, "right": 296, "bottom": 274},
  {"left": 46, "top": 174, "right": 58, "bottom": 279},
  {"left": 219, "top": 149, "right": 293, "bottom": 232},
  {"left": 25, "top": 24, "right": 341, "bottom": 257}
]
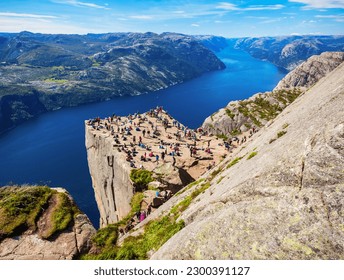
[
  {"left": 191, "top": 23, "right": 200, "bottom": 27},
  {"left": 289, "top": 0, "right": 344, "bottom": 9},
  {"left": 0, "top": 17, "right": 94, "bottom": 34},
  {"left": 51, "top": 0, "right": 110, "bottom": 10},
  {"left": 0, "top": 12, "right": 58, "bottom": 19},
  {"left": 245, "top": 4, "right": 285, "bottom": 11},
  {"left": 216, "top": 2, "right": 239, "bottom": 10},
  {"left": 129, "top": 15, "right": 153, "bottom": 20},
  {"left": 216, "top": 2, "right": 284, "bottom": 11},
  {"left": 316, "top": 14, "right": 344, "bottom": 21}
]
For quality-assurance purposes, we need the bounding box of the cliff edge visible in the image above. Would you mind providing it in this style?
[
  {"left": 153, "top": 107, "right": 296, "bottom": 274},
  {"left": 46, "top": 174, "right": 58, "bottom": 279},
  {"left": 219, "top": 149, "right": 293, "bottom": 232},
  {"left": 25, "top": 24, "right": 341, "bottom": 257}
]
[
  {"left": 0, "top": 186, "right": 96, "bottom": 260},
  {"left": 151, "top": 61, "right": 344, "bottom": 259}
]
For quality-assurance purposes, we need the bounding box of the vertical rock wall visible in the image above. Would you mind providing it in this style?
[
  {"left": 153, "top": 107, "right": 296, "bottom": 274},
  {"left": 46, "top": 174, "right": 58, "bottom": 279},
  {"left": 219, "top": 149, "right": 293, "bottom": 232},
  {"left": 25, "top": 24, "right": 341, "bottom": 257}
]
[{"left": 85, "top": 125, "right": 133, "bottom": 228}]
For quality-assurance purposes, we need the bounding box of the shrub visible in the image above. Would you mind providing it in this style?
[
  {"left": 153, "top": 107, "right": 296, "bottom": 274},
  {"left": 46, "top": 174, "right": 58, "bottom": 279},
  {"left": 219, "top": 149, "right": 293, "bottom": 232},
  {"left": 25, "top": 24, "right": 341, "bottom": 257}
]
[{"left": 130, "top": 169, "right": 154, "bottom": 190}]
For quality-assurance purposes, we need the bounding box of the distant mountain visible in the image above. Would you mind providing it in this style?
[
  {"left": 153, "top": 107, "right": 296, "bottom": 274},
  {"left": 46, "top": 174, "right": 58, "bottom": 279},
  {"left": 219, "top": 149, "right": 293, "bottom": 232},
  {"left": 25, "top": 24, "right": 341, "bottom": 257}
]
[
  {"left": 0, "top": 31, "right": 225, "bottom": 134},
  {"left": 235, "top": 35, "right": 344, "bottom": 70},
  {"left": 193, "top": 35, "right": 228, "bottom": 52}
]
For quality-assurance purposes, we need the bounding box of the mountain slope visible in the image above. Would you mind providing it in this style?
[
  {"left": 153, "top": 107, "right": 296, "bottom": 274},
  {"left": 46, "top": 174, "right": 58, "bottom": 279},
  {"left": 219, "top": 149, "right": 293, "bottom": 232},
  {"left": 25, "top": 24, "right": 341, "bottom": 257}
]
[
  {"left": 235, "top": 35, "right": 344, "bottom": 70},
  {"left": 0, "top": 32, "right": 225, "bottom": 134},
  {"left": 275, "top": 51, "right": 344, "bottom": 90},
  {"left": 151, "top": 61, "right": 344, "bottom": 259}
]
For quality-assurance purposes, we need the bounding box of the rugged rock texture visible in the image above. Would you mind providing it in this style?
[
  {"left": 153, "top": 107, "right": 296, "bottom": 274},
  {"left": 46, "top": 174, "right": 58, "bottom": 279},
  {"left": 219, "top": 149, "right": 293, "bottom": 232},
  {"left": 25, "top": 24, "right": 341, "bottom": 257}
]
[
  {"left": 0, "top": 31, "right": 225, "bottom": 134},
  {"left": 274, "top": 52, "right": 344, "bottom": 90},
  {"left": 235, "top": 35, "right": 344, "bottom": 70},
  {"left": 150, "top": 61, "right": 344, "bottom": 259},
  {"left": 85, "top": 126, "right": 133, "bottom": 228},
  {"left": 0, "top": 187, "right": 96, "bottom": 260},
  {"left": 202, "top": 88, "right": 301, "bottom": 137}
]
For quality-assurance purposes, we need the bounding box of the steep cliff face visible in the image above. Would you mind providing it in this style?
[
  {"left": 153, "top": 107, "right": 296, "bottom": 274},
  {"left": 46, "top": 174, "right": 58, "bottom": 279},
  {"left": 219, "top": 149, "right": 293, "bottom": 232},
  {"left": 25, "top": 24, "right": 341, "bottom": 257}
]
[
  {"left": 0, "top": 186, "right": 96, "bottom": 260},
  {"left": 150, "top": 61, "right": 344, "bottom": 259},
  {"left": 85, "top": 126, "right": 133, "bottom": 228}
]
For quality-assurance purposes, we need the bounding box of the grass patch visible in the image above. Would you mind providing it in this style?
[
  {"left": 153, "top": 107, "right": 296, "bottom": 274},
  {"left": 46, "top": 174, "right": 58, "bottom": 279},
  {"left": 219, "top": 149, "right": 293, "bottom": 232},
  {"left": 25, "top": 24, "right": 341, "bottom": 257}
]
[
  {"left": 176, "top": 178, "right": 204, "bottom": 196},
  {"left": 83, "top": 215, "right": 184, "bottom": 260},
  {"left": 277, "top": 130, "right": 287, "bottom": 138},
  {"left": 225, "top": 109, "right": 235, "bottom": 120},
  {"left": 230, "top": 129, "right": 241, "bottom": 136},
  {"left": 130, "top": 169, "right": 154, "bottom": 191},
  {"left": 42, "top": 192, "right": 78, "bottom": 239},
  {"left": 247, "top": 151, "right": 258, "bottom": 160},
  {"left": 171, "top": 182, "right": 211, "bottom": 216},
  {"left": 216, "top": 176, "right": 225, "bottom": 184},
  {"left": 92, "top": 224, "right": 119, "bottom": 249},
  {"left": 0, "top": 186, "right": 53, "bottom": 240},
  {"left": 226, "top": 157, "right": 242, "bottom": 169}
]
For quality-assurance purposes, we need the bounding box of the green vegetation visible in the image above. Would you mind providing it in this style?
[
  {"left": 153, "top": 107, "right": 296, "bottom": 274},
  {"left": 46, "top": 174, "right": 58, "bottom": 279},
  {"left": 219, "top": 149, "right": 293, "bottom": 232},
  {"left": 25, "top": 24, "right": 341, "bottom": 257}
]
[
  {"left": 130, "top": 169, "right": 154, "bottom": 190},
  {"left": 233, "top": 89, "right": 302, "bottom": 129},
  {"left": 217, "top": 176, "right": 225, "bottom": 184},
  {"left": 277, "top": 130, "right": 287, "bottom": 138},
  {"left": 230, "top": 128, "right": 241, "bottom": 136},
  {"left": 0, "top": 186, "right": 52, "bottom": 240},
  {"left": 118, "top": 192, "right": 144, "bottom": 226},
  {"left": 226, "top": 157, "right": 243, "bottom": 169},
  {"left": 176, "top": 178, "right": 205, "bottom": 196},
  {"left": 42, "top": 192, "right": 79, "bottom": 239},
  {"left": 247, "top": 151, "right": 258, "bottom": 160},
  {"left": 225, "top": 109, "right": 235, "bottom": 120},
  {"left": 244, "top": 123, "right": 252, "bottom": 129},
  {"left": 210, "top": 168, "right": 223, "bottom": 181},
  {"left": 92, "top": 224, "right": 119, "bottom": 248},
  {"left": 83, "top": 215, "right": 184, "bottom": 260},
  {"left": 171, "top": 182, "right": 211, "bottom": 216},
  {"left": 0, "top": 186, "right": 79, "bottom": 240}
]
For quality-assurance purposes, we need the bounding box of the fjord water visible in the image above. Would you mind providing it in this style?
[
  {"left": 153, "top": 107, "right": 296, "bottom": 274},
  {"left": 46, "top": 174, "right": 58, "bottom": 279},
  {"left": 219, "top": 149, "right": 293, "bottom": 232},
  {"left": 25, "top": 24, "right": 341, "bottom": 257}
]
[{"left": 0, "top": 45, "right": 286, "bottom": 228}]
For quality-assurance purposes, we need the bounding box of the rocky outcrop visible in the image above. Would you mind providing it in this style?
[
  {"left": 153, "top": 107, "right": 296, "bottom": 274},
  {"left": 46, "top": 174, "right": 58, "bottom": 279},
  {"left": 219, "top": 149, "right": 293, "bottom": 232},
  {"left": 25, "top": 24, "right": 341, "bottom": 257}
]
[
  {"left": 151, "top": 61, "right": 344, "bottom": 259},
  {"left": 0, "top": 186, "right": 96, "bottom": 260},
  {"left": 85, "top": 126, "right": 133, "bottom": 228},
  {"left": 85, "top": 110, "right": 227, "bottom": 229},
  {"left": 0, "top": 31, "right": 225, "bottom": 134},
  {"left": 235, "top": 35, "right": 344, "bottom": 70},
  {"left": 202, "top": 88, "right": 301, "bottom": 137},
  {"left": 274, "top": 52, "right": 344, "bottom": 90}
]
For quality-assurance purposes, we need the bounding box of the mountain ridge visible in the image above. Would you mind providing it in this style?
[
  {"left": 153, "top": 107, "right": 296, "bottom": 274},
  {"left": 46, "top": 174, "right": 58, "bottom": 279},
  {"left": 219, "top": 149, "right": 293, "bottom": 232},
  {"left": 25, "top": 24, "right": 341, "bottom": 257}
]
[{"left": 0, "top": 32, "right": 225, "bottom": 134}]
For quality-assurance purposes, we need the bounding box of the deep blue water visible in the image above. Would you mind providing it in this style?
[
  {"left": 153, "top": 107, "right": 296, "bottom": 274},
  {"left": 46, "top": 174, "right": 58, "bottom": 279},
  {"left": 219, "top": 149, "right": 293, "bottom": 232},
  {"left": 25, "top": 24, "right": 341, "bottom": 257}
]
[{"left": 0, "top": 45, "right": 286, "bottom": 228}]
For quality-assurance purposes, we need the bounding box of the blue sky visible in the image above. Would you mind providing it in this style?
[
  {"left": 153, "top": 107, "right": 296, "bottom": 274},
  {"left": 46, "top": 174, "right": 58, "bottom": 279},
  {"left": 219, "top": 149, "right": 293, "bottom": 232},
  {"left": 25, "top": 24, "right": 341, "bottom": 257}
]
[{"left": 0, "top": 0, "right": 343, "bottom": 37}]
